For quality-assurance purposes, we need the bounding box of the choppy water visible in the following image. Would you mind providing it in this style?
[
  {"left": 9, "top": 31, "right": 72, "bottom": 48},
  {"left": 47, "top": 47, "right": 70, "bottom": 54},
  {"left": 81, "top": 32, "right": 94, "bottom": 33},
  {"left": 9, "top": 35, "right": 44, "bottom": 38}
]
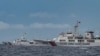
[{"left": 0, "top": 45, "right": 100, "bottom": 56}]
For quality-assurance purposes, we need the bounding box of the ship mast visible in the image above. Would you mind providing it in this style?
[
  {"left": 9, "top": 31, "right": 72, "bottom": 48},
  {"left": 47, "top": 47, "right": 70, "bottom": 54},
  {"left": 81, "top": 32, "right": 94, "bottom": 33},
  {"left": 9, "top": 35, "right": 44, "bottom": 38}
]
[
  {"left": 73, "top": 21, "right": 80, "bottom": 36},
  {"left": 21, "top": 32, "right": 27, "bottom": 39}
]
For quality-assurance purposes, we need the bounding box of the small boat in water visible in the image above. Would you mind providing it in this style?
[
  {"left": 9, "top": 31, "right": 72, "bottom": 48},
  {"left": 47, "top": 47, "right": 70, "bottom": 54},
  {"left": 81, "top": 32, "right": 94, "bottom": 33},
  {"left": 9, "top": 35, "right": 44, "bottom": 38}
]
[{"left": 2, "top": 21, "right": 100, "bottom": 47}]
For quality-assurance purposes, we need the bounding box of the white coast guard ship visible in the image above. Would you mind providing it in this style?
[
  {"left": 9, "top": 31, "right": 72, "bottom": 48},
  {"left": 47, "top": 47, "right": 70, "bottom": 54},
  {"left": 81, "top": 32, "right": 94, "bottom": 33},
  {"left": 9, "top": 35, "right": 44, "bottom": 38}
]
[
  {"left": 2, "top": 21, "right": 100, "bottom": 46},
  {"left": 53, "top": 21, "right": 100, "bottom": 46},
  {"left": 2, "top": 34, "right": 56, "bottom": 46}
]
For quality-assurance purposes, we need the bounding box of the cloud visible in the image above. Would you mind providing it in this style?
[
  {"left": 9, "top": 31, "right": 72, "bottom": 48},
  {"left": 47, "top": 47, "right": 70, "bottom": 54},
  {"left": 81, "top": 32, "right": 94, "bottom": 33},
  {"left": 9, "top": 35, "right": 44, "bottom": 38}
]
[
  {"left": 11, "top": 24, "right": 25, "bottom": 29},
  {"left": 0, "top": 21, "right": 25, "bottom": 30},
  {"left": 30, "top": 23, "right": 70, "bottom": 29},
  {"left": 0, "top": 21, "right": 10, "bottom": 29},
  {"left": 0, "top": 21, "right": 70, "bottom": 29},
  {"left": 29, "top": 12, "right": 58, "bottom": 18}
]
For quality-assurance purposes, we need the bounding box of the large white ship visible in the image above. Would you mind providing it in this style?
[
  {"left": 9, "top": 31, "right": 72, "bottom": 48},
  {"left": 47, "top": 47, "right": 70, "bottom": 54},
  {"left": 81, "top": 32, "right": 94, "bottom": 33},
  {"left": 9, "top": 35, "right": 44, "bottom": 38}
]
[
  {"left": 2, "top": 21, "right": 100, "bottom": 46},
  {"left": 53, "top": 21, "right": 100, "bottom": 46}
]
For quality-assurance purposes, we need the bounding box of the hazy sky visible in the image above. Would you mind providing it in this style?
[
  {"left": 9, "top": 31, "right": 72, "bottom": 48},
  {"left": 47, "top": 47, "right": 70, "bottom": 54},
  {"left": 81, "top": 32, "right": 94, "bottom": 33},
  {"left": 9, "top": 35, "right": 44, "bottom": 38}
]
[{"left": 0, "top": 0, "right": 100, "bottom": 42}]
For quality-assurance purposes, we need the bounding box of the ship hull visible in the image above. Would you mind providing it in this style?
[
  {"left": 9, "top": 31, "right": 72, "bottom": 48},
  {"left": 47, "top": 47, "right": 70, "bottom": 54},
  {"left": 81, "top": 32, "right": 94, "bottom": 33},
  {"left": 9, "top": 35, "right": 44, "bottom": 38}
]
[{"left": 7, "top": 42, "right": 100, "bottom": 47}]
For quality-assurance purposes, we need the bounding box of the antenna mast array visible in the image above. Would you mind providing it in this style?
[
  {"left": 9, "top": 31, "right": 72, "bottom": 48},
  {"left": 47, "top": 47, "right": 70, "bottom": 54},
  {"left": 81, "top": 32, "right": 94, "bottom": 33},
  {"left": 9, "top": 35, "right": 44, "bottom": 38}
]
[{"left": 74, "top": 21, "right": 81, "bottom": 36}]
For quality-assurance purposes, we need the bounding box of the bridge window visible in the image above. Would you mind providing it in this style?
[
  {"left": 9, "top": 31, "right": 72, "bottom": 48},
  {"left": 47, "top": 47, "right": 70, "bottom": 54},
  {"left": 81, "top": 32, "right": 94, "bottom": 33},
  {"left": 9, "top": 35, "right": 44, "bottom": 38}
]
[
  {"left": 21, "top": 40, "right": 27, "bottom": 42},
  {"left": 69, "top": 40, "right": 75, "bottom": 42},
  {"left": 30, "top": 42, "right": 34, "bottom": 44},
  {"left": 68, "top": 37, "right": 73, "bottom": 39},
  {"left": 68, "top": 43, "right": 74, "bottom": 45},
  {"left": 60, "top": 40, "right": 66, "bottom": 42},
  {"left": 78, "top": 40, "right": 84, "bottom": 43},
  {"left": 87, "top": 40, "right": 94, "bottom": 42}
]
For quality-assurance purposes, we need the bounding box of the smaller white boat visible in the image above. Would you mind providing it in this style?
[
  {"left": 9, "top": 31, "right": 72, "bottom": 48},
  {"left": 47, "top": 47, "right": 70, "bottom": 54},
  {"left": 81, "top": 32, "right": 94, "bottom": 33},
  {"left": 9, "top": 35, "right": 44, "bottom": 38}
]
[{"left": 2, "top": 34, "right": 56, "bottom": 46}]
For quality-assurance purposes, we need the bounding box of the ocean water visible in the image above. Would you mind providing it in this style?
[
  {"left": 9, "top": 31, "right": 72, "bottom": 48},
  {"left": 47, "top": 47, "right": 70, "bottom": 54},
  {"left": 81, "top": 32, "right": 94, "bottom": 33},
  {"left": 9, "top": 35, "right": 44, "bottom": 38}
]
[{"left": 0, "top": 45, "right": 100, "bottom": 56}]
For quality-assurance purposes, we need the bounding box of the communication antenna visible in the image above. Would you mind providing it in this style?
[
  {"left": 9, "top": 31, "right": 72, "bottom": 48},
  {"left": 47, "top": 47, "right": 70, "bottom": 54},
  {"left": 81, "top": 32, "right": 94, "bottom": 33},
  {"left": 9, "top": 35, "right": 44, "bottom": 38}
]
[
  {"left": 74, "top": 21, "right": 81, "bottom": 36},
  {"left": 21, "top": 32, "right": 27, "bottom": 39},
  {"left": 23, "top": 32, "right": 27, "bottom": 36}
]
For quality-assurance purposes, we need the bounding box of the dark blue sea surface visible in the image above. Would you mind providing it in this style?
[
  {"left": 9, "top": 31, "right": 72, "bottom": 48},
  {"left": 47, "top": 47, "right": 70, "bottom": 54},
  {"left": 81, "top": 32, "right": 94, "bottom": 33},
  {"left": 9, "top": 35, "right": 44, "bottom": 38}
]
[{"left": 0, "top": 45, "right": 100, "bottom": 56}]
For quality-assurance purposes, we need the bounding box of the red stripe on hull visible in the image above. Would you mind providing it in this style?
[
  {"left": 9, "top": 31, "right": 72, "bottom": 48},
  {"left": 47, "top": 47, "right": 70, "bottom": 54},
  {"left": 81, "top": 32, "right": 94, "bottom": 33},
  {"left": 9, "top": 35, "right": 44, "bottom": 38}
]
[{"left": 49, "top": 41, "right": 57, "bottom": 46}]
